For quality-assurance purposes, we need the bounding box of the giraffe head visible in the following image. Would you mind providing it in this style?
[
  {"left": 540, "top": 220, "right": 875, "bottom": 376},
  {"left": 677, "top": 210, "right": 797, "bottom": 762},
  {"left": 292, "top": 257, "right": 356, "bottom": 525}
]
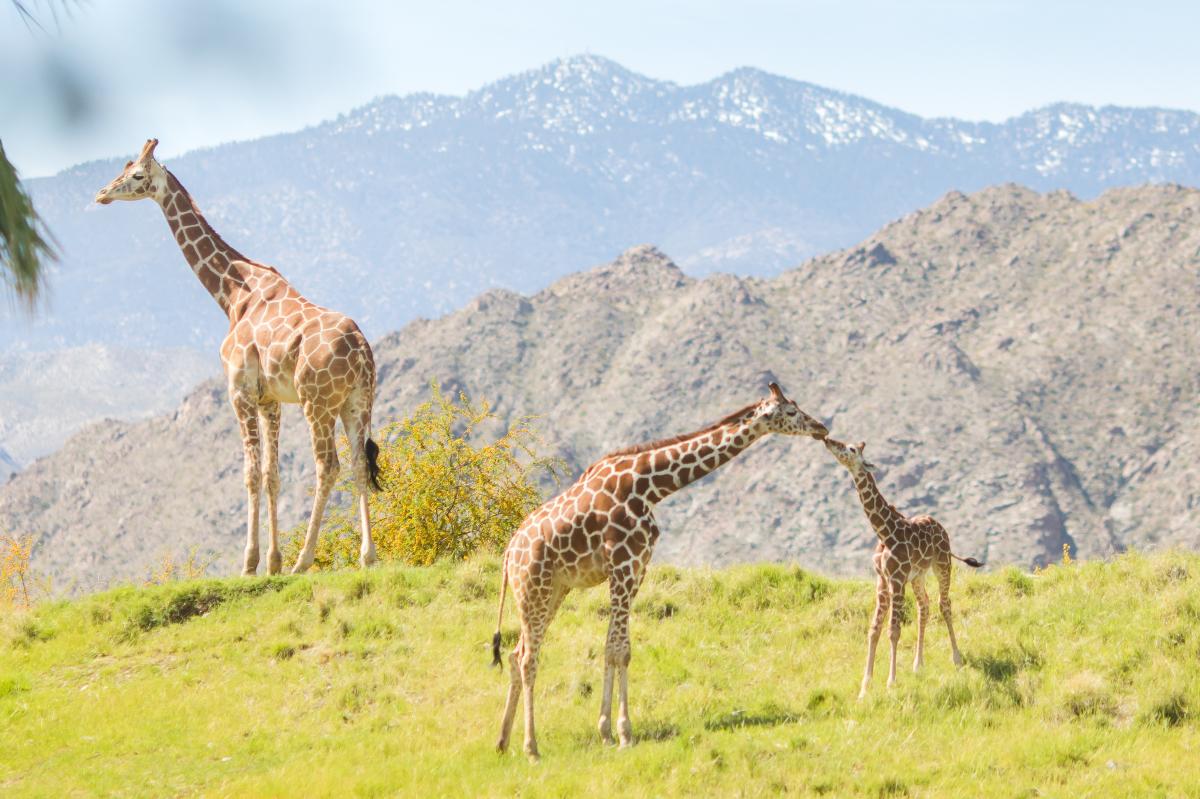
[
  {"left": 756, "top": 382, "right": 828, "bottom": 439},
  {"left": 823, "top": 437, "right": 876, "bottom": 474},
  {"left": 94, "top": 138, "right": 168, "bottom": 205}
]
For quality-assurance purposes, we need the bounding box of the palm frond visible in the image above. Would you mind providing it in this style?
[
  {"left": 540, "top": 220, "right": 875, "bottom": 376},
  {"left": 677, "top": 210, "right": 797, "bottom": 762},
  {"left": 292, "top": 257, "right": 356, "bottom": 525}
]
[{"left": 0, "top": 140, "right": 57, "bottom": 307}]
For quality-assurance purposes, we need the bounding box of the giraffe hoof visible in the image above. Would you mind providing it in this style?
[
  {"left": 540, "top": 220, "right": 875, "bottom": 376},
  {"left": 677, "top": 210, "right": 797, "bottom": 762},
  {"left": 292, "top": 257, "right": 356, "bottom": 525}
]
[
  {"left": 618, "top": 719, "right": 633, "bottom": 748},
  {"left": 267, "top": 550, "right": 282, "bottom": 575},
  {"left": 598, "top": 716, "right": 613, "bottom": 743},
  {"left": 525, "top": 748, "right": 540, "bottom": 764},
  {"left": 495, "top": 738, "right": 509, "bottom": 754}
]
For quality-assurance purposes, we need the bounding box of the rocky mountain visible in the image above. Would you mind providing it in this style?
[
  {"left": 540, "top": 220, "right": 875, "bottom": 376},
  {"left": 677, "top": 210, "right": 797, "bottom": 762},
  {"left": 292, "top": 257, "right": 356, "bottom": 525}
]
[
  {"left": 5, "top": 56, "right": 1199, "bottom": 470},
  {"left": 0, "top": 447, "right": 17, "bottom": 484},
  {"left": 2, "top": 184, "right": 1195, "bottom": 590}
]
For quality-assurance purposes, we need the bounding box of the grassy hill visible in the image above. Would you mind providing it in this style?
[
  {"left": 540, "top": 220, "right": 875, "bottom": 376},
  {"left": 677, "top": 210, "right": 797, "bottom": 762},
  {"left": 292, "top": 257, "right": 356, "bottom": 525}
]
[{"left": 2, "top": 553, "right": 1199, "bottom": 797}]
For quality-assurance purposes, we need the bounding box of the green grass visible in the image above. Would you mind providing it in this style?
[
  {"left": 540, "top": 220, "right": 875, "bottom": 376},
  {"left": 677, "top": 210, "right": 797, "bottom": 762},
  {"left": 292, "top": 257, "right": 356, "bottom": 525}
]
[{"left": 3, "top": 552, "right": 1199, "bottom": 797}]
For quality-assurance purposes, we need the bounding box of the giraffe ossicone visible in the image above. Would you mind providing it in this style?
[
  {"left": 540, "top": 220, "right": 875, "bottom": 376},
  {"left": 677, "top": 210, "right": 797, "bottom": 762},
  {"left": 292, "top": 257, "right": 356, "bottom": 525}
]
[
  {"left": 823, "top": 437, "right": 983, "bottom": 699},
  {"left": 492, "top": 382, "right": 828, "bottom": 760},
  {"left": 95, "top": 138, "right": 383, "bottom": 576}
]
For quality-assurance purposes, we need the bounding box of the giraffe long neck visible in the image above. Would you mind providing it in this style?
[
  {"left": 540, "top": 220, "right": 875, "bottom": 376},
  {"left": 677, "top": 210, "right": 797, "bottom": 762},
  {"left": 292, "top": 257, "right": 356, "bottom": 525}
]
[
  {"left": 156, "top": 171, "right": 250, "bottom": 318},
  {"left": 852, "top": 471, "right": 904, "bottom": 540},
  {"left": 641, "top": 415, "right": 766, "bottom": 502}
]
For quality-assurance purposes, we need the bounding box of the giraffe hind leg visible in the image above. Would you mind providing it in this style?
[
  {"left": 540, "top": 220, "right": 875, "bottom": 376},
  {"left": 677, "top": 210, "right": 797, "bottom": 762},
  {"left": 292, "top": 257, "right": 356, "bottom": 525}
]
[
  {"left": 496, "top": 631, "right": 524, "bottom": 753},
  {"left": 936, "top": 560, "right": 964, "bottom": 666},
  {"left": 260, "top": 401, "right": 283, "bottom": 575},
  {"left": 291, "top": 402, "right": 339, "bottom": 574},
  {"left": 912, "top": 574, "right": 930, "bottom": 672},
  {"left": 341, "top": 395, "right": 377, "bottom": 568},
  {"left": 230, "top": 388, "right": 262, "bottom": 576},
  {"left": 886, "top": 576, "right": 906, "bottom": 689}
]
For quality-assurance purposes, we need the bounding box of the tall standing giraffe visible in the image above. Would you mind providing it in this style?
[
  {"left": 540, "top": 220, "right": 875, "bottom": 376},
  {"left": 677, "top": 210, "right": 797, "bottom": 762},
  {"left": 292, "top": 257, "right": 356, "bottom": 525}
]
[
  {"left": 95, "top": 139, "right": 382, "bottom": 575},
  {"left": 491, "top": 382, "right": 828, "bottom": 760},
  {"left": 822, "top": 437, "right": 982, "bottom": 698}
]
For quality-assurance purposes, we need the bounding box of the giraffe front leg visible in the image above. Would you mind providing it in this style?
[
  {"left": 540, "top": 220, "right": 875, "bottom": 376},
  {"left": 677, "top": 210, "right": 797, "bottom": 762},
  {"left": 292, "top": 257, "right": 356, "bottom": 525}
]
[
  {"left": 609, "top": 558, "right": 644, "bottom": 748},
  {"left": 912, "top": 574, "right": 930, "bottom": 672},
  {"left": 230, "top": 389, "right": 262, "bottom": 576},
  {"left": 860, "top": 573, "right": 888, "bottom": 699},
  {"left": 887, "top": 577, "right": 906, "bottom": 689},
  {"left": 292, "top": 406, "right": 339, "bottom": 574},
  {"left": 259, "top": 402, "right": 282, "bottom": 575},
  {"left": 598, "top": 648, "right": 616, "bottom": 745}
]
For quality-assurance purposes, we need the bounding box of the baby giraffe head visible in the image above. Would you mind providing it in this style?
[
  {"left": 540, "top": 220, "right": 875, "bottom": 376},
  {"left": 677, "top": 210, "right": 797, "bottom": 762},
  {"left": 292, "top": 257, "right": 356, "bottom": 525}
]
[
  {"left": 824, "top": 436, "right": 876, "bottom": 475},
  {"left": 94, "top": 138, "right": 167, "bottom": 205},
  {"left": 756, "top": 382, "right": 828, "bottom": 439}
]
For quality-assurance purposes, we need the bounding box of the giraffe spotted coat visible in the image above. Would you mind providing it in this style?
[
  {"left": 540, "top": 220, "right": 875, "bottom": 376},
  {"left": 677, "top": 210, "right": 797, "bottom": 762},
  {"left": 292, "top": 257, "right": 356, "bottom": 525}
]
[
  {"left": 823, "top": 437, "right": 983, "bottom": 698},
  {"left": 493, "top": 383, "right": 828, "bottom": 760},
  {"left": 95, "top": 139, "right": 381, "bottom": 576}
]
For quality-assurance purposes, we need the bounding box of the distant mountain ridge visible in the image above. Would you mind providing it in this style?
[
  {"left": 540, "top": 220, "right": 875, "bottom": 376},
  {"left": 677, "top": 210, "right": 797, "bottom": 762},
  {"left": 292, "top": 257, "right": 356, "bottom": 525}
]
[
  {"left": 3, "top": 183, "right": 1196, "bottom": 590},
  {"left": 2, "top": 55, "right": 1198, "bottom": 469},
  {"left": 9, "top": 55, "right": 1200, "bottom": 355}
]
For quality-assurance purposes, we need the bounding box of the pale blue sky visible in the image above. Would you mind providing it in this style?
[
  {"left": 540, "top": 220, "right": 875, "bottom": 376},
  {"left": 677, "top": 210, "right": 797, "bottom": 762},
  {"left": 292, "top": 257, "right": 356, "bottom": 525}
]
[{"left": 3, "top": 0, "right": 1198, "bottom": 176}]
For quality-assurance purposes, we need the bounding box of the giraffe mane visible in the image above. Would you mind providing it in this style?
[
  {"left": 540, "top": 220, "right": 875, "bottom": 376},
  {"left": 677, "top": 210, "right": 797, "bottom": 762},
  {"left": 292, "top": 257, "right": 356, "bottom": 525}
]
[
  {"left": 164, "top": 170, "right": 282, "bottom": 276},
  {"left": 600, "top": 401, "right": 760, "bottom": 459}
]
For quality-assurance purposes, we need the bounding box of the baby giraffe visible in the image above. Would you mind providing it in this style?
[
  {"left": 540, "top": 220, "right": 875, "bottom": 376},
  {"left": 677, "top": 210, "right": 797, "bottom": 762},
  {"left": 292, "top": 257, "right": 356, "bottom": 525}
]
[{"left": 824, "top": 438, "right": 982, "bottom": 698}]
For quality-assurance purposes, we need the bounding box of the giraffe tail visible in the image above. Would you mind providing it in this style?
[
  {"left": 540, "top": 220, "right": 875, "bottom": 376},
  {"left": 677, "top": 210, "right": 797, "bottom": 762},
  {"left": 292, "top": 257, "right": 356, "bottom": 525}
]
[
  {"left": 952, "top": 553, "right": 985, "bottom": 568},
  {"left": 491, "top": 555, "right": 508, "bottom": 667},
  {"left": 365, "top": 438, "right": 383, "bottom": 492}
]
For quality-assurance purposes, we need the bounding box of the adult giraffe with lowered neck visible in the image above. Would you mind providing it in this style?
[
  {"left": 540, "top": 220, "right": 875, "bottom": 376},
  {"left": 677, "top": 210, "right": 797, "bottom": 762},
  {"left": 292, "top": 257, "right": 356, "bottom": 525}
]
[
  {"left": 95, "top": 138, "right": 382, "bottom": 575},
  {"left": 492, "top": 382, "right": 828, "bottom": 760}
]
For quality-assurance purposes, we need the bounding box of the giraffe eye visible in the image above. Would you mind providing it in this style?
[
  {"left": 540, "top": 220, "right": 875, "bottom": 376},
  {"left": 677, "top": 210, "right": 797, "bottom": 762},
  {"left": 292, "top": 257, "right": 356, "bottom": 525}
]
[{"left": 132, "top": 173, "right": 144, "bottom": 180}]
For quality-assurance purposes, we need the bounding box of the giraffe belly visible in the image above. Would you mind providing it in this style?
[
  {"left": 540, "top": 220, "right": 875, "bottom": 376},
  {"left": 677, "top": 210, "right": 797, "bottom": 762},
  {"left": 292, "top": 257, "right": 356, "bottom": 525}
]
[{"left": 261, "top": 375, "right": 300, "bottom": 404}]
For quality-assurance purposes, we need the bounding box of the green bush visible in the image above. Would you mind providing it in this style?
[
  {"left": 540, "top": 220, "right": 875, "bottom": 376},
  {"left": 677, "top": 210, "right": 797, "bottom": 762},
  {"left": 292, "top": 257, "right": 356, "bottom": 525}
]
[{"left": 285, "top": 383, "right": 563, "bottom": 570}]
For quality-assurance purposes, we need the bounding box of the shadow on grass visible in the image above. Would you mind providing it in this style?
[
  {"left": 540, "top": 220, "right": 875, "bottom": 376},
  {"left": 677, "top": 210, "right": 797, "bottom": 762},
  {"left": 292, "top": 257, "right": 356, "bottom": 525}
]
[
  {"left": 569, "top": 719, "right": 680, "bottom": 748},
  {"left": 967, "top": 642, "right": 1042, "bottom": 683},
  {"left": 704, "top": 704, "right": 802, "bottom": 732}
]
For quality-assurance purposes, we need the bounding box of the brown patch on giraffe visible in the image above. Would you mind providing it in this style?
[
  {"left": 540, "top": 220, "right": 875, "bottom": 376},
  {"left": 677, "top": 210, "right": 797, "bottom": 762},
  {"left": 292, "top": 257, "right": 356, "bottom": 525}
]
[
  {"left": 591, "top": 491, "right": 615, "bottom": 513},
  {"left": 569, "top": 526, "right": 588, "bottom": 552}
]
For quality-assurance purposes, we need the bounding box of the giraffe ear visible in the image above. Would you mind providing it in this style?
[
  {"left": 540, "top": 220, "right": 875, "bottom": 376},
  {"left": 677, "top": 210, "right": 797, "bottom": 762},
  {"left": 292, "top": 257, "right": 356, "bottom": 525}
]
[{"left": 768, "top": 382, "right": 784, "bottom": 400}]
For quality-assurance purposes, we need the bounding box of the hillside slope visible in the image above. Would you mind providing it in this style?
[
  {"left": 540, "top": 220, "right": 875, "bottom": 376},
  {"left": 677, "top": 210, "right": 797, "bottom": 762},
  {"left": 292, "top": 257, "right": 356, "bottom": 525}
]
[
  {"left": 1, "top": 554, "right": 1198, "bottom": 797},
  {"left": 1, "top": 183, "right": 1196, "bottom": 588}
]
